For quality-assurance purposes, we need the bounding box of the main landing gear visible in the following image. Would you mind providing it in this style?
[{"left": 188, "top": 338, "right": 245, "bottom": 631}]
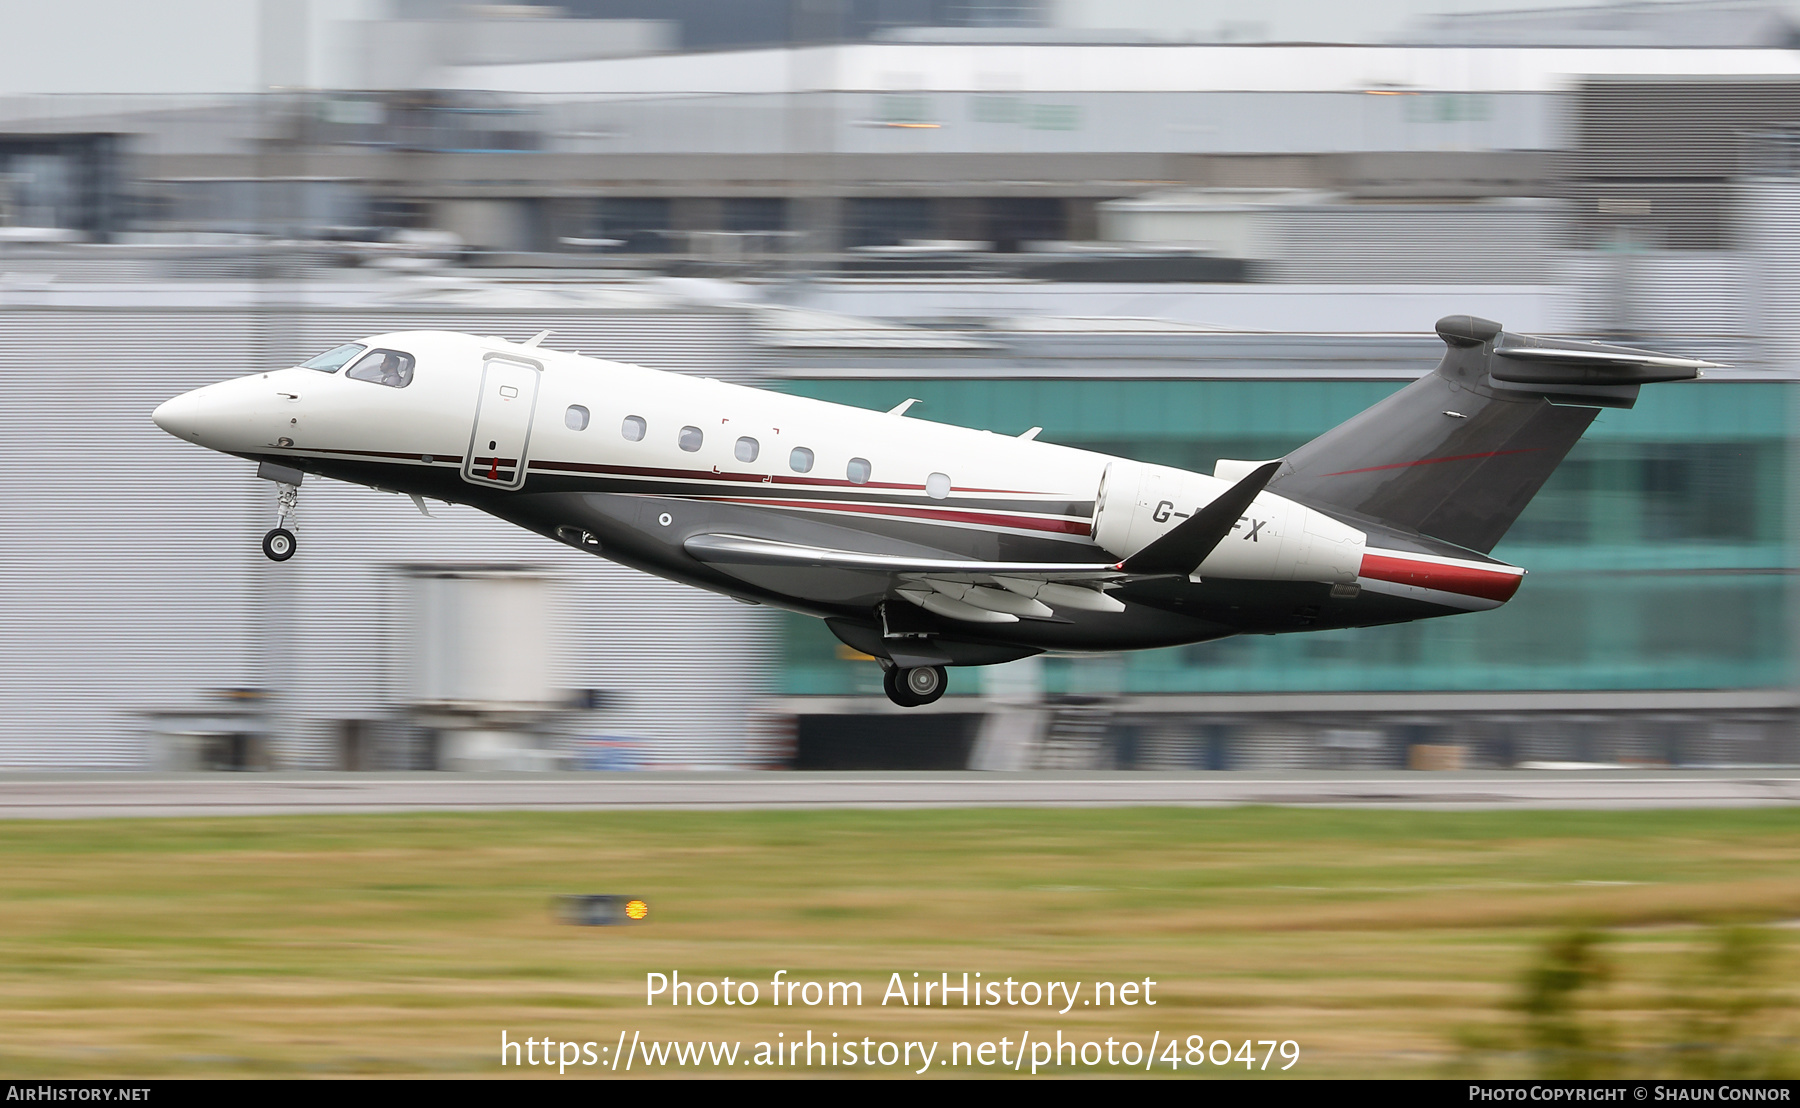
[
  {"left": 262, "top": 479, "right": 300, "bottom": 562},
  {"left": 882, "top": 663, "right": 948, "bottom": 707}
]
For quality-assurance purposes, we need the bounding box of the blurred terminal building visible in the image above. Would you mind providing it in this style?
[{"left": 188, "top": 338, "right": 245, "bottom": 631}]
[{"left": 6, "top": 0, "right": 1800, "bottom": 771}]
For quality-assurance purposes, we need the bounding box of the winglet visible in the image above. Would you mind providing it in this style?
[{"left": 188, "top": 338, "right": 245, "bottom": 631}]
[{"left": 1119, "top": 461, "right": 1281, "bottom": 576}]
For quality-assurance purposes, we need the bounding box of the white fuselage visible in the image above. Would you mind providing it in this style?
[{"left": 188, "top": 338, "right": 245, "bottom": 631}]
[
  {"left": 153, "top": 329, "right": 1368, "bottom": 582},
  {"left": 153, "top": 330, "right": 1524, "bottom": 665}
]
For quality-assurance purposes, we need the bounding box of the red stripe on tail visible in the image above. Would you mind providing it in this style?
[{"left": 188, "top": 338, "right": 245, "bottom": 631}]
[{"left": 1359, "top": 553, "right": 1523, "bottom": 603}]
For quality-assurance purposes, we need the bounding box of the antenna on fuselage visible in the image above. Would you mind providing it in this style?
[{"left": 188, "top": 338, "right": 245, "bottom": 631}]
[
  {"left": 887, "top": 398, "right": 921, "bottom": 416},
  {"left": 524, "top": 330, "right": 552, "bottom": 347}
]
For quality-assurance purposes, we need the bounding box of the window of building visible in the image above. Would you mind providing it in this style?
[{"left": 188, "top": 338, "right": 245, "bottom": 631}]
[
  {"left": 300, "top": 343, "right": 364, "bottom": 373},
  {"left": 679, "top": 425, "right": 703, "bottom": 452},
  {"left": 621, "top": 415, "right": 646, "bottom": 441},
  {"left": 1640, "top": 444, "right": 1760, "bottom": 542},
  {"left": 845, "top": 197, "right": 934, "bottom": 250},
  {"left": 735, "top": 436, "right": 759, "bottom": 463},
  {"left": 591, "top": 197, "right": 672, "bottom": 254},
  {"left": 926, "top": 472, "right": 951, "bottom": 499},
  {"left": 722, "top": 197, "right": 787, "bottom": 232},
  {"left": 565, "top": 405, "right": 590, "bottom": 431},
  {"left": 847, "top": 457, "right": 871, "bottom": 484},
  {"left": 790, "top": 446, "right": 814, "bottom": 473},
  {"left": 345, "top": 349, "right": 415, "bottom": 388},
  {"left": 979, "top": 197, "right": 1068, "bottom": 253}
]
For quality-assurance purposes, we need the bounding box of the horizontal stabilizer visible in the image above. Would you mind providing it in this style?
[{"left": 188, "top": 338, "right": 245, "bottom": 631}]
[
  {"left": 1493, "top": 338, "right": 1717, "bottom": 386},
  {"left": 1120, "top": 461, "right": 1280, "bottom": 576}
]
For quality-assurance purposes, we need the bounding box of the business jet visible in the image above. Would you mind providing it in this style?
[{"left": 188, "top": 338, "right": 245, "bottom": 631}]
[{"left": 151, "top": 315, "right": 1709, "bottom": 706}]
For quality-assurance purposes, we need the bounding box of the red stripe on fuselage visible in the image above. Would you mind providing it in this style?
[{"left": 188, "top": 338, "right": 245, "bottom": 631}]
[
  {"left": 528, "top": 458, "right": 1045, "bottom": 496},
  {"left": 709, "top": 497, "right": 1094, "bottom": 536},
  {"left": 1320, "top": 449, "right": 1540, "bottom": 477},
  {"left": 1359, "top": 553, "right": 1523, "bottom": 603}
]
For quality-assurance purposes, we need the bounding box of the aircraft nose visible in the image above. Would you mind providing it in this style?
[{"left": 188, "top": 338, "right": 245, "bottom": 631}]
[{"left": 151, "top": 389, "right": 209, "bottom": 442}]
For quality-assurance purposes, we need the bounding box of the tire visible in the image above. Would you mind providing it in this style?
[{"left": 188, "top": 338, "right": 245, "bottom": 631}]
[
  {"left": 262, "top": 527, "right": 296, "bottom": 562},
  {"left": 901, "top": 665, "right": 947, "bottom": 706},
  {"left": 883, "top": 666, "right": 920, "bottom": 707}
]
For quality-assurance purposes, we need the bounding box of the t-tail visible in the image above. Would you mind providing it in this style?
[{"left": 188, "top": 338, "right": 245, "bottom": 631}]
[{"left": 1265, "top": 315, "right": 1715, "bottom": 554}]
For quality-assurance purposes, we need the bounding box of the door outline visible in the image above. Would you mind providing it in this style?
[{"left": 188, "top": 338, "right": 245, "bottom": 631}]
[{"left": 461, "top": 352, "right": 543, "bottom": 491}]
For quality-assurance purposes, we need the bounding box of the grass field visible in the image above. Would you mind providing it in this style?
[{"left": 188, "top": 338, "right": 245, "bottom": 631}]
[{"left": 1, "top": 806, "right": 1797, "bottom": 1078}]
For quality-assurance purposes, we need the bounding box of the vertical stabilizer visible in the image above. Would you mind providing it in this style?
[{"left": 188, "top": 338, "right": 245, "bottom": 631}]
[{"left": 1267, "top": 316, "right": 1710, "bottom": 554}]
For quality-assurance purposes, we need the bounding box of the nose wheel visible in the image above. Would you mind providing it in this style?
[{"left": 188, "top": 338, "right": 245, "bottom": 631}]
[
  {"left": 262, "top": 479, "right": 300, "bottom": 562},
  {"left": 883, "top": 664, "right": 948, "bottom": 707},
  {"left": 262, "top": 527, "right": 296, "bottom": 561}
]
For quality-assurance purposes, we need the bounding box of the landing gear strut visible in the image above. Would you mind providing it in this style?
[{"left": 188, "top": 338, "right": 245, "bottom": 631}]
[
  {"left": 262, "top": 480, "right": 299, "bottom": 562},
  {"left": 883, "top": 664, "right": 948, "bottom": 707}
]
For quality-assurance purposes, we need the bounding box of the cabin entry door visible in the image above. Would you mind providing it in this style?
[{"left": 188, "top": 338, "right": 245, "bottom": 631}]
[{"left": 462, "top": 355, "right": 541, "bottom": 490}]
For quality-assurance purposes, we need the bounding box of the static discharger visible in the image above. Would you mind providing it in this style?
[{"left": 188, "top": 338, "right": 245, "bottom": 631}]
[{"left": 557, "top": 895, "right": 649, "bottom": 926}]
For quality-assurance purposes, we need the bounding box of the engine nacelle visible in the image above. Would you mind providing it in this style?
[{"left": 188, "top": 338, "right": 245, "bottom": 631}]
[{"left": 1092, "top": 459, "right": 1365, "bottom": 583}]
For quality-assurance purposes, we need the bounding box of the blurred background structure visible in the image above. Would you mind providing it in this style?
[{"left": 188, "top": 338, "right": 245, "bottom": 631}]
[{"left": 3, "top": 0, "right": 1800, "bottom": 771}]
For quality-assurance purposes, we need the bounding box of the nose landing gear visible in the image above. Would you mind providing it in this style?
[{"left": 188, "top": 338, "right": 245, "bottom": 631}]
[
  {"left": 882, "top": 663, "right": 948, "bottom": 707},
  {"left": 262, "top": 478, "right": 300, "bottom": 562}
]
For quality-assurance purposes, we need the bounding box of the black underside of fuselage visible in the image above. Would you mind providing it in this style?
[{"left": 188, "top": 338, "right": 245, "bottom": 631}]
[{"left": 259, "top": 451, "right": 1462, "bottom": 663}]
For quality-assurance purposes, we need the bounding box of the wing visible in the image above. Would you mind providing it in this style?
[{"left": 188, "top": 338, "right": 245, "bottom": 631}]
[
  {"left": 682, "top": 532, "right": 1129, "bottom": 622},
  {"left": 683, "top": 533, "right": 1120, "bottom": 579}
]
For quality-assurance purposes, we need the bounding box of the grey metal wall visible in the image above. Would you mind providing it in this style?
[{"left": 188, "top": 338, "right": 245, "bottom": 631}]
[
  {"left": 1559, "top": 249, "right": 1749, "bottom": 343},
  {"left": 0, "top": 90, "right": 1558, "bottom": 159},
  {"left": 1262, "top": 203, "right": 1557, "bottom": 284},
  {"left": 540, "top": 90, "right": 1558, "bottom": 156},
  {"left": 1560, "top": 77, "right": 1800, "bottom": 249},
  {"left": 0, "top": 304, "right": 778, "bottom": 769},
  {"left": 1739, "top": 177, "right": 1800, "bottom": 372}
]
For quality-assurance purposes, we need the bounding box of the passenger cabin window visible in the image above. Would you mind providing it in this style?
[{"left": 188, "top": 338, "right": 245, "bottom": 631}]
[
  {"left": 622, "top": 415, "right": 646, "bottom": 441},
  {"left": 345, "top": 349, "right": 415, "bottom": 388},
  {"left": 735, "top": 436, "right": 759, "bottom": 463},
  {"left": 300, "top": 343, "right": 364, "bottom": 373},
  {"left": 926, "top": 472, "right": 951, "bottom": 499},
  {"left": 789, "top": 447, "right": 814, "bottom": 473},
  {"left": 679, "top": 425, "right": 703, "bottom": 452},
  {"left": 565, "top": 405, "right": 590, "bottom": 431},
  {"left": 847, "top": 457, "right": 871, "bottom": 484}
]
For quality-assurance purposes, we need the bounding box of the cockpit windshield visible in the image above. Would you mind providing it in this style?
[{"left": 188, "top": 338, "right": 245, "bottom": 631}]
[
  {"left": 345, "top": 349, "right": 415, "bottom": 389},
  {"left": 299, "top": 343, "right": 365, "bottom": 373}
]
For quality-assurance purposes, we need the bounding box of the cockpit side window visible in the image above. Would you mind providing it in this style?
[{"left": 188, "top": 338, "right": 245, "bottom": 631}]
[
  {"left": 300, "top": 343, "right": 365, "bottom": 373},
  {"left": 345, "top": 349, "right": 415, "bottom": 388}
]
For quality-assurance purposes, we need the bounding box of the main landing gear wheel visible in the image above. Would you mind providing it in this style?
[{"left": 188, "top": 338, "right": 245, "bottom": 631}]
[
  {"left": 883, "top": 664, "right": 947, "bottom": 707},
  {"left": 262, "top": 527, "right": 296, "bottom": 562}
]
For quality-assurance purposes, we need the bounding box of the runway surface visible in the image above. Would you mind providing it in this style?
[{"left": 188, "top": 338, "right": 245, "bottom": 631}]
[{"left": 1, "top": 771, "right": 1798, "bottom": 818}]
